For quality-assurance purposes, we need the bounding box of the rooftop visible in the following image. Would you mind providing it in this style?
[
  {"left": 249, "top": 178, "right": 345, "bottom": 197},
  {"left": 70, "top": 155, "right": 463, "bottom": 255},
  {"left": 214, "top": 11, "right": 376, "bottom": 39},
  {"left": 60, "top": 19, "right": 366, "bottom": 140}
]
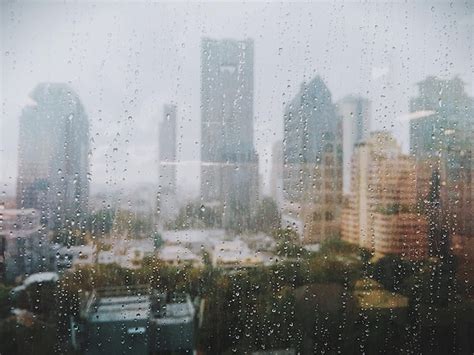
[
  {"left": 161, "top": 228, "right": 227, "bottom": 245},
  {"left": 159, "top": 245, "right": 201, "bottom": 262},
  {"left": 82, "top": 287, "right": 195, "bottom": 325},
  {"left": 88, "top": 295, "right": 151, "bottom": 323}
]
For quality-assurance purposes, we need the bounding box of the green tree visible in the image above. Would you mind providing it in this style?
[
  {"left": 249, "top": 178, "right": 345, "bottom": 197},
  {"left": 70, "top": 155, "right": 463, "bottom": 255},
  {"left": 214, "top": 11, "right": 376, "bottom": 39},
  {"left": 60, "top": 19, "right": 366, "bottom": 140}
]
[{"left": 254, "top": 197, "right": 281, "bottom": 233}]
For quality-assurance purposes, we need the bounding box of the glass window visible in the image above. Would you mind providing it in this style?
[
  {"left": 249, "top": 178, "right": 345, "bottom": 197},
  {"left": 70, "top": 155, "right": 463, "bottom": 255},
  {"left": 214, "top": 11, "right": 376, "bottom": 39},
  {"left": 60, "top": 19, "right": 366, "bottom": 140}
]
[{"left": 0, "top": 1, "right": 473, "bottom": 354}]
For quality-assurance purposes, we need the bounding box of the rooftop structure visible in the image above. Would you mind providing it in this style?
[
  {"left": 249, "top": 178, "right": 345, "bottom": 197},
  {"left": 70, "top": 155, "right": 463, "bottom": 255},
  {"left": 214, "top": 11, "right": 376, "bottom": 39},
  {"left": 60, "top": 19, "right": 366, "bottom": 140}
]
[{"left": 76, "top": 286, "right": 195, "bottom": 355}]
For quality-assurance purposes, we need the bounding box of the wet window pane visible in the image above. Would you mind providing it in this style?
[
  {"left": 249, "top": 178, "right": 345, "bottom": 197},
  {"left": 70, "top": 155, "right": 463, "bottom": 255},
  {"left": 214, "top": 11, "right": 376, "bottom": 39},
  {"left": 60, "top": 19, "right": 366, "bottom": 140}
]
[{"left": 0, "top": 1, "right": 473, "bottom": 354}]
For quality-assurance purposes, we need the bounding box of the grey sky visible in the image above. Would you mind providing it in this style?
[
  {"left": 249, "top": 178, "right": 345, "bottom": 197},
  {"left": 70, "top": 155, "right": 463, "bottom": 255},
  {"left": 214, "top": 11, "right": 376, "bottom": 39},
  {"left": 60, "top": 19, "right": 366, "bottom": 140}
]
[{"left": 1, "top": 1, "right": 472, "bottom": 198}]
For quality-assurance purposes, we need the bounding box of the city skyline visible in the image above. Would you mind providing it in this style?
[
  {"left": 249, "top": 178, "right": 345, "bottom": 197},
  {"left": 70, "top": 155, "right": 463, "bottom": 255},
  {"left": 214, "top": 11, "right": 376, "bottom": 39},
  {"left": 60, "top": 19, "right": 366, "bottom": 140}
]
[
  {"left": 0, "top": 2, "right": 473, "bottom": 353},
  {"left": 1, "top": 1, "right": 472, "bottom": 197}
]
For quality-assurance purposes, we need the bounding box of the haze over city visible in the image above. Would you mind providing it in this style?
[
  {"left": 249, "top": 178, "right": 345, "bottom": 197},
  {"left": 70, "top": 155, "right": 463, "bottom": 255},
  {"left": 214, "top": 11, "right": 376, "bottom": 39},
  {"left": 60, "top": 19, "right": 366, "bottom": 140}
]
[
  {"left": 1, "top": 1, "right": 472, "bottom": 198},
  {"left": 0, "top": 1, "right": 473, "bottom": 354}
]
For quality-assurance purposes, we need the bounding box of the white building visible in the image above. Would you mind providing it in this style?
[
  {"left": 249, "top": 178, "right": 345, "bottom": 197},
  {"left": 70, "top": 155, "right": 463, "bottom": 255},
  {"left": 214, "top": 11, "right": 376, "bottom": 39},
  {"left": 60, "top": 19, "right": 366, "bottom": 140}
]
[
  {"left": 55, "top": 244, "right": 96, "bottom": 270},
  {"left": 212, "top": 239, "right": 263, "bottom": 269},
  {"left": 158, "top": 245, "right": 202, "bottom": 267}
]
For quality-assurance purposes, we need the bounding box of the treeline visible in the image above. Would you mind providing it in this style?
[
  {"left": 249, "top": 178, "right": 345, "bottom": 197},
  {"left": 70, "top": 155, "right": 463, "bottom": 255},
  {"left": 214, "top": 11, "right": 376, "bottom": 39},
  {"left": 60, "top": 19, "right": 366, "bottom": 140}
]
[
  {"left": 166, "top": 197, "right": 281, "bottom": 234},
  {"left": 1, "top": 239, "right": 473, "bottom": 354}
]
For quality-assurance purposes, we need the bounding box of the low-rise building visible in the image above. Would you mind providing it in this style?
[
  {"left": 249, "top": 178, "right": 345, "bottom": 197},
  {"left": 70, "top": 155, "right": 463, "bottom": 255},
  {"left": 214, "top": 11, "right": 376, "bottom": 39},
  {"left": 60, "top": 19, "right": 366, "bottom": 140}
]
[
  {"left": 212, "top": 239, "right": 263, "bottom": 269},
  {"left": 161, "top": 229, "right": 227, "bottom": 255},
  {"left": 74, "top": 286, "right": 195, "bottom": 355},
  {"left": 158, "top": 245, "right": 202, "bottom": 267},
  {"left": 95, "top": 237, "right": 155, "bottom": 269},
  {"left": 0, "top": 208, "right": 52, "bottom": 281},
  {"left": 55, "top": 244, "right": 96, "bottom": 270}
]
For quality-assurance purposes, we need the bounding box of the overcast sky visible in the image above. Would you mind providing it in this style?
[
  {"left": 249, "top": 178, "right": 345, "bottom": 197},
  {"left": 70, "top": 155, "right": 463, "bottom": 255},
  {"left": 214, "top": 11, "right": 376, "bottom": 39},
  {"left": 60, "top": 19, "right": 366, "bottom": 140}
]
[{"left": 1, "top": 0, "right": 472, "bottom": 199}]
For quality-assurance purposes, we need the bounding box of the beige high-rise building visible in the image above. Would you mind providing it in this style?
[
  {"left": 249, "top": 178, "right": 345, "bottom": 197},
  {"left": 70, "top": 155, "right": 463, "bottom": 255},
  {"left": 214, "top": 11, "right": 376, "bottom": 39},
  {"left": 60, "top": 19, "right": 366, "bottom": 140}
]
[
  {"left": 341, "top": 132, "right": 428, "bottom": 260},
  {"left": 299, "top": 147, "right": 342, "bottom": 244}
]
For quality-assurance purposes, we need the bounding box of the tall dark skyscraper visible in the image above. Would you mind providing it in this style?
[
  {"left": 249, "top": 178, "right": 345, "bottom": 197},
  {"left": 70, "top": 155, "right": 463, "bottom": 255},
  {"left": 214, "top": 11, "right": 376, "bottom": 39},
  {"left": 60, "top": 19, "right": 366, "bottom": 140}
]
[
  {"left": 200, "top": 38, "right": 259, "bottom": 230},
  {"left": 158, "top": 104, "right": 178, "bottom": 219},
  {"left": 410, "top": 76, "right": 473, "bottom": 243},
  {"left": 283, "top": 76, "right": 342, "bottom": 243},
  {"left": 16, "top": 83, "right": 89, "bottom": 229}
]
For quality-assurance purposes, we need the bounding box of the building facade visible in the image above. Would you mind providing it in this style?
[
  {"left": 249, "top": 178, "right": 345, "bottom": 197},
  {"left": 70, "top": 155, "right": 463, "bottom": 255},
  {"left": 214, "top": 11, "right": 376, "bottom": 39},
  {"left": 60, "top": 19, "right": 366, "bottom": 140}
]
[
  {"left": 282, "top": 76, "right": 343, "bottom": 243},
  {"left": 337, "top": 95, "right": 371, "bottom": 194},
  {"left": 74, "top": 286, "right": 195, "bottom": 355},
  {"left": 0, "top": 209, "right": 52, "bottom": 282},
  {"left": 409, "top": 77, "right": 473, "bottom": 248},
  {"left": 158, "top": 104, "right": 178, "bottom": 220},
  {"left": 200, "top": 38, "right": 259, "bottom": 230},
  {"left": 16, "top": 83, "right": 89, "bottom": 230},
  {"left": 341, "top": 132, "right": 428, "bottom": 260},
  {"left": 270, "top": 140, "right": 284, "bottom": 207}
]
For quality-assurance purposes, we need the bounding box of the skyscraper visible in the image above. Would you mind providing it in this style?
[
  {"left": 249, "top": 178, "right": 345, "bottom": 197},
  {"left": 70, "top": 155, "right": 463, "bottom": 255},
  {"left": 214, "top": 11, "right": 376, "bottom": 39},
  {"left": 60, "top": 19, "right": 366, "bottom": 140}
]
[
  {"left": 341, "top": 132, "right": 428, "bottom": 260},
  {"left": 17, "top": 83, "right": 89, "bottom": 230},
  {"left": 200, "top": 38, "right": 259, "bottom": 230},
  {"left": 409, "top": 77, "right": 473, "bottom": 245},
  {"left": 282, "top": 76, "right": 343, "bottom": 243},
  {"left": 270, "top": 140, "right": 284, "bottom": 207},
  {"left": 158, "top": 104, "right": 178, "bottom": 219},
  {"left": 337, "top": 95, "right": 371, "bottom": 194}
]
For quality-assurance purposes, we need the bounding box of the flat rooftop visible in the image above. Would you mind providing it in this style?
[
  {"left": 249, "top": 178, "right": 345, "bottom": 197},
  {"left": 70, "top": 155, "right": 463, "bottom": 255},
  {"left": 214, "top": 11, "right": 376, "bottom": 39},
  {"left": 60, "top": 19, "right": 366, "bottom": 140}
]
[
  {"left": 82, "top": 287, "right": 194, "bottom": 324},
  {"left": 88, "top": 295, "right": 151, "bottom": 323}
]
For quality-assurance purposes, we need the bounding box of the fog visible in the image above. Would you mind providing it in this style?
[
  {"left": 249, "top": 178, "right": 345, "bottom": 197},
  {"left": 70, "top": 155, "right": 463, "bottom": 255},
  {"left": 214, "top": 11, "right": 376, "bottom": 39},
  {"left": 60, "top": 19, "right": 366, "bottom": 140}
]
[{"left": 1, "top": 0, "right": 472, "bottom": 197}]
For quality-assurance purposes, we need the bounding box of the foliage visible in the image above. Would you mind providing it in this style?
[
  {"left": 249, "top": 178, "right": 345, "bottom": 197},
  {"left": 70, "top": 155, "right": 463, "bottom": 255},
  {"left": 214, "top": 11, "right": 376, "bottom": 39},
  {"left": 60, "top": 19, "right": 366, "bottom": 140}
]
[
  {"left": 166, "top": 202, "right": 222, "bottom": 230},
  {"left": 0, "top": 284, "right": 12, "bottom": 318},
  {"left": 86, "top": 209, "right": 115, "bottom": 236},
  {"left": 114, "top": 210, "right": 154, "bottom": 236},
  {"left": 370, "top": 254, "right": 415, "bottom": 293},
  {"left": 0, "top": 318, "right": 57, "bottom": 355},
  {"left": 53, "top": 229, "right": 86, "bottom": 247},
  {"left": 272, "top": 227, "right": 306, "bottom": 258},
  {"left": 152, "top": 231, "right": 163, "bottom": 249},
  {"left": 253, "top": 197, "right": 281, "bottom": 233},
  {"left": 0, "top": 236, "right": 471, "bottom": 354},
  {"left": 319, "top": 237, "right": 359, "bottom": 256}
]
